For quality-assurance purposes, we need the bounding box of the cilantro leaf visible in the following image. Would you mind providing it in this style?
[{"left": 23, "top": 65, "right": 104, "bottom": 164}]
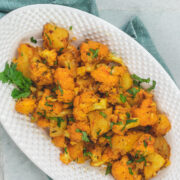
[
  {"left": 48, "top": 117, "right": 64, "bottom": 127},
  {"left": 131, "top": 74, "right": 150, "bottom": 84},
  {"left": 105, "top": 163, "right": 112, "bottom": 175},
  {"left": 99, "top": 111, "right": 107, "bottom": 118},
  {"left": 30, "top": 37, "right": 37, "bottom": 44},
  {"left": 127, "top": 87, "right": 140, "bottom": 98},
  {"left": 128, "top": 167, "right": 133, "bottom": 175},
  {"left": 147, "top": 80, "right": 156, "bottom": 92},
  {"left": 76, "top": 129, "right": 89, "bottom": 142},
  {"left": 83, "top": 148, "right": 92, "bottom": 157},
  {"left": 89, "top": 48, "right": 99, "bottom": 59},
  {"left": 0, "top": 62, "right": 32, "bottom": 99},
  {"left": 69, "top": 26, "right": 73, "bottom": 30},
  {"left": 120, "top": 94, "right": 126, "bottom": 103},
  {"left": 44, "top": 33, "right": 52, "bottom": 46},
  {"left": 103, "top": 134, "right": 112, "bottom": 147},
  {"left": 121, "top": 119, "right": 137, "bottom": 131},
  {"left": 57, "top": 81, "right": 63, "bottom": 95}
]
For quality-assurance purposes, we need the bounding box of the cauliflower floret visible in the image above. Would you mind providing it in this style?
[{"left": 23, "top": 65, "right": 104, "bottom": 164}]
[
  {"left": 112, "top": 156, "right": 142, "bottom": 180},
  {"left": 39, "top": 49, "right": 57, "bottom": 66},
  {"left": 13, "top": 44, "right": 34, "bottom": 78},
  {"left": 52, "top": 135, "right": 66, "bottom": 148},
  {"left": 57, "top": 45, "right": 78, "bottom": 76},
  {"left": 37, "top": 118, "right": 50, "bottom": 128},
  {"left": 73, "top": 91, "right": 107, "bottom": 121},
  {"left": 105, "top": 53, "right": 125, "bottom": 65},
  {"left": 111, "top": 131, "right": 143, "bottom": 155},
  {"left": 152, "top": 114, "right": 171, "bottom": 136},
  {"left": 88, "top": 108, "right": 112, "bottom": 142},
  {"left": 43, "top": 23, "right": 69, "bottom": 51},
  {"left": 102, "top": 147, "right": 120, "bottom": 163},
  {"left": 132, "top": 98, "right": 158, "bottom": 126},
  {"left": 60, "top": 148, "right": 72, "bottom": 164},
  {"left": 67, "top": 121, "right": 90, "bottom": 143},
  {"left": 80, "top": 40, "right": 109, "bottom": 64},
  {"left": 54, "top": 67, "right": 75, "bottom": 103},
  {"left": 133, "top": 134, "right": 155, "bottom": 156},
  {"left": 89, "top": 145, "right": 104, "bottom": 167},
  {"left": 30, "top": 59, "right": 53, "bottom": 86},
  {"left": 36, "top": 89, "right": 63, "bottom": 117},
  {"left": 68, "top": 142, "right": 86, "bottom": 163},
  {"left": 15, "top": 96, "right": 36, "bottom": 115},
  {"left": 91, "top": 65, "right": 119, "bottom": 87}
]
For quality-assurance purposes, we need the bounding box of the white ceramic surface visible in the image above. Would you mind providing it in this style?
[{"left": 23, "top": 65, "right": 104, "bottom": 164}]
[{"left": 0, "top": 4, "right": 179, "bottom": 180}]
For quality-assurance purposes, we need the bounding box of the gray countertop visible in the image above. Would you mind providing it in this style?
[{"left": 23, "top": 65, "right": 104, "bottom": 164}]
[{"left": 96, "top": 0, "right": 180, "bottom": 87}]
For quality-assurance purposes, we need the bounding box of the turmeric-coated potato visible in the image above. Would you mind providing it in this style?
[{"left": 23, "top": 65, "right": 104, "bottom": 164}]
[
  {"left": 152, "top": 114, "right": 171, "bottom": 136},
  {"left": 43, "top": 23, "right": 69, "bottom": 51}
]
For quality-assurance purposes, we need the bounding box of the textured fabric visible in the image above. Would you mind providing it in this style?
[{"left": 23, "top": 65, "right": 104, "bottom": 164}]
[{"left": 0, "top": 1, "right": 173, "bottom": 180}]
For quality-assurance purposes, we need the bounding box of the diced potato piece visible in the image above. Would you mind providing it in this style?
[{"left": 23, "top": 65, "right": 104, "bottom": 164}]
[
  {"left": 154, "top": 136, "right": 170, "bottom": 160},
  {"left": 13, "top": 44, "right": 34, "bottom": 78},
  {"left": 15, "top": 97, "right": 36, "bottom": 115},
  {"left": 88, "top": 108, "right": 112, "bottom": 142},
  {"left": 152, "top": 114, "right": 171, "bottom": 136},
  {"left": 60, "top": 150, "right": 72, "bottom": 164},
  {"left": 144, "top": 153, "right": 165, "bottom": 179},
  {"left": 120, "top": 72, "right": 133, "bottom": 90},
  {"left": 43, "top": 23, "right": 69, "bottom": 51},
  {"left": 91, "top": 98, "right": 107, "bottom": 111},
  {"left": 112, "top": 131, "right": 143, "bottom": 155}
]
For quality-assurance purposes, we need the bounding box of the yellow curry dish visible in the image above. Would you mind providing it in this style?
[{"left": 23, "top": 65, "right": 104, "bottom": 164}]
[{"left": 0, "top": 23, "right": 171, "bottom": 180}]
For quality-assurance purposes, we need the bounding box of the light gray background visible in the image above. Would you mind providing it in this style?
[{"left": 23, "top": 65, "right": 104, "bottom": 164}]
[{"left": 96, "top": 0, "right": 180, "bottom": 87}]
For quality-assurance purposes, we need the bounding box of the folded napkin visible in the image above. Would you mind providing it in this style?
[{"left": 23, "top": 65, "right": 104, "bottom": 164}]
[{"left": 0, "top": 0, "right": 173, "bottom": 180}]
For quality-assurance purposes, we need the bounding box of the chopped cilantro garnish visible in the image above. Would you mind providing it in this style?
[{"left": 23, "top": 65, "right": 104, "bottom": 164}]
[
  {"left": 83, "top": 148, "right": 92, "bottom": 157},
  {"left": 128, "top": 167, "right": 133, "bottom": 175},
  {"left": 120, "top": 94, "right": 127, "bottom": 103},
  {"left": 30, "top": 37, "right": 37, "bottom": 44},
  {"left": 121, "top": 119, "right": 137, "bottom": 131},
  {"left": 68, "top": 117, "right": 75, "bottom": 122},
  {"left": 143, "top": 140, "right": 148, "bottom": 148},
  {"left": 105, "top": 163, "right": 112, "bottom": 175},
  {"left": 42, "top": 59, "right": 47, "bottom": 64},
  {"left": 54, "top": 60, "right": 58, "bottom": 65},
  {"left": 126, "top": 112, "right": 130, "bottom": 119},
  {"left": 57, "top": 81, "right": 63, "bottom": 95},
  {"left": 147, "top": 80, "right": 156, "bottom": 92},
  {"left": 110, "top": 66, "right": 114, "bottom": 75},
  {"left": 49, "top": 117, "right": 64, "bottom": 127},
  {"left": 127, "top": 87, "right": 140, "bottom": 98},
  {"left": 89, "top": 48, "right": 99, "bottom": 59},
  {"left": 131, "top": 74, "right": 150, "bottom": 84},
  {"left": 64, "top": 147, "right": 68, "bottom": 154},
  {"left": 69, "top": 26, "right": 73, "bottom": 30},
  {"left": 99, "top": 111, "right": 107, "bottom": 118},
  {"left": 127, "top": 160, "right": 133, "bottom": 165},
  {"left": 87, "top": 52, "right": 90, "bottom": 56},
  {"left": 110, "top": 121, "right": 123, "bottom": 129},
  {"left": 103, "top": 134, "right": 112, "bottom": 147},
  {"left": 96, "top": 129, "right": 101, "bottom": 135},
  {"left": 0, "top": 62, "right": 32, "bottom": 99},
  {"left": 21, "top": 52, "right": 23, "bottom": 56},
  {"left": 45, "top": 33, "right": 52, "bottom": 46},
  {"left": 58, "top": 48, "right": 64, "bottom": 55},
  {"left": 45, "top": 102, "right": 53, "bottom": 107},
  {"left": 76, "top": 129, "right": 89, "bottom": 142}
]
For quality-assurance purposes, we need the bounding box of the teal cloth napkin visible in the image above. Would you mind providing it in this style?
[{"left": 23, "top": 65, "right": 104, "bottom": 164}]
[{"left": 0, "top": 1, "right": 173, "bottom": 180}]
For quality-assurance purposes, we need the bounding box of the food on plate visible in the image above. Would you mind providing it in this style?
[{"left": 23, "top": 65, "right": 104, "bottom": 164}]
[{"left": 0, "top": 23, "right": 171, "bottom": 180}]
